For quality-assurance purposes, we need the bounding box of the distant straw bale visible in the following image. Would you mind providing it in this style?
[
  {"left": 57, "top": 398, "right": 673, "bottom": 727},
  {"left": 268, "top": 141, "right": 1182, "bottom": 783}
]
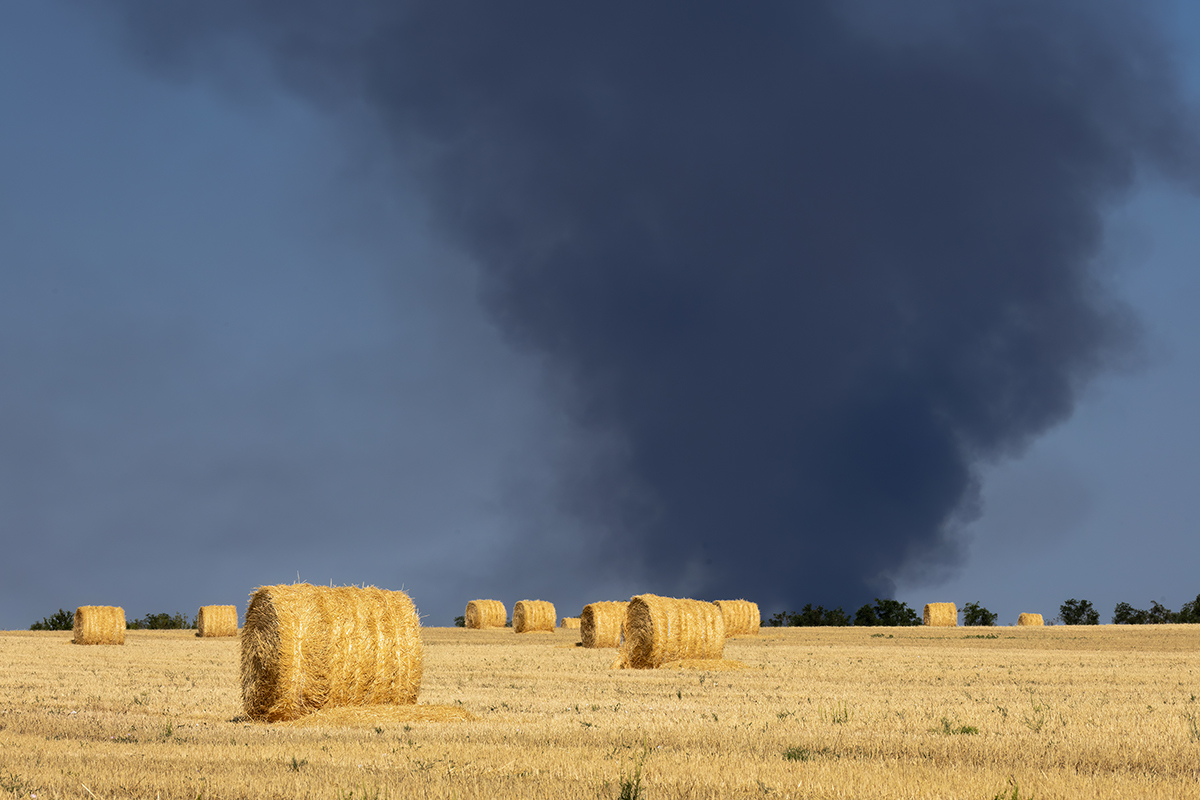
[
  {"left": 241, "top": 584, "right": 423, "bottom": 723},
  {"left": 615, "top": 594, "right": 725, "bottom": 669},
  {"left": 513, "top": 600, "right": 556, "bottom": 633},
  {"left": 1017, "top": 612, "right": 1044, "bottom": 627},
  {"left": 560, "top": 617, "right": 581, "bottom": 629},
  {"left": 581, "top": 601, "right": 628, "bottom": 648},
  {"left": 72, "top": 606, "right": 125, "bottom": 645},
  {"left": 196, "top": 605, "right": 238, "bottom": 637},
  {"left": 464, "top": 599, "right": 506, "bottom": 629},
  {"left": 923, "top": 602, "right": 958, "bottom": 627},
  {"left": 714, "top": 600, "right": 760, "bottom": 636}
]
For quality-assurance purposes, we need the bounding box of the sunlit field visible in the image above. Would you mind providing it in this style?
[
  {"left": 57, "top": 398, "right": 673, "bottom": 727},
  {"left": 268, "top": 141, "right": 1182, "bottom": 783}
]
[{"left": 1, "top": 625, "right": 1197, "bottom": 799}]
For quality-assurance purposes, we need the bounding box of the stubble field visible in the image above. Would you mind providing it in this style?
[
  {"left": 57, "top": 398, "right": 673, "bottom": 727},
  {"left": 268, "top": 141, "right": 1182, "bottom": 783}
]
[{"left": 0, "top": 624, "right": 1197, "bottom": 799}]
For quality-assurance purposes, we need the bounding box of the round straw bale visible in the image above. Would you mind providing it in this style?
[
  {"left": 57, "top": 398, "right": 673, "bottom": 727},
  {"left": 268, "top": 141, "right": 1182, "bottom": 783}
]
[
  {"left": 714, "top": 599, "right": 761, "bottom": 636},
  {"left": 241, "top": 584, "right": 423, "bottom": 723},
  {"left": 1016, "top": 612, "right": 1044, "bottom": 627},
  {"left": 559, "top": 617, "right": 581, "bottom": 629},
  {"left": 581, "top": 601, "right": 628, "bottom": 648},
  {"left": 196, "top": 605, "right": 238, "bottom": 637},
  {"left": 72, "top": 606, "right": 126, "bottom": 645},
  {"left": 617, "top": 594, "right": 725, "bottom": 669},
  {"left": 464, "top": 599, "right": 506, "bottom": 629},
  {"left": 923, "top": 602, "right": 958, "bottom": 627},
  {"left": 513, "top": 600, "right": 556, "bottom": 633}
]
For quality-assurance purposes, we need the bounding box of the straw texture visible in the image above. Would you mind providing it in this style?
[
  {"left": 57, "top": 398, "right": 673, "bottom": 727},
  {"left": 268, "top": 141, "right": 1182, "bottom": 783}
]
[
  {"left": 72, "top": 606, "right": 126, "bottom": 645},
  {"left": 196, "top": 605, "right": 238, "bottom": 637},
  {"left": 1016, "top": 612, "right": 1044, "bottom": 627},
  {"left": 241, "top": 584, "right": 423, "bottom": 723},
  {"left": 714, "top": 600, "right": 761, "bottom": 636},
  {"left": 923, "top": 602, "right": 958, "bottom": 627},
  {"left": 513, "top": 600, "right": 556, "bottom": 633},
  {"left": 559, "top": 617, "right": 581, "bottom": 629},
  {"left": 581, "top": 601, "right": 628, "bottom": 648},
  {"left": 464, "top": 599, "right": 506, "bottom": 629},
  {"left": 615, "top": 594, "right": 725, "bottom": 669}
]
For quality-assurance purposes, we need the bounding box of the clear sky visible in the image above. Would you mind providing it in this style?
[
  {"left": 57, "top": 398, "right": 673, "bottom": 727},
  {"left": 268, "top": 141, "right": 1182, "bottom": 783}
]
[{"left": 2, "top": 2, "right": 1198, "bottom": 628}]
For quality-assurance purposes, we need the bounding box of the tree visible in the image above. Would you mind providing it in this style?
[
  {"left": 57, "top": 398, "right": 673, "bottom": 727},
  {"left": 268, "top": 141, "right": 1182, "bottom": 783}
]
[
  {"left": 127, "top": 612, "right": 193, "bottom": 630},
  {"left": 851, "top": 598, "right": 920, "bottom": 627},
  {"left": 962, "top": 602, "right": 997, "bottom": 626},
  {"left": 454, "top": 615, "right": 466, "bottom": 627},
  {"left": 1114, "top": 600, "right": 1182, "bottom": 624},
  {"left": 1179, "top": 594, "right": 1200, "bottom": 624},
  {"left": 766, "top": 606, "right": 851, "bottom": 627},
  {"left": 854, "top": 604, "right": 879, "bottom": 627},
  {"left": 30, "top": 608, "right": 74, "bottom": 631},
  {"left": 1058, "top": 598, "right": 1099, "bottom": 625}
]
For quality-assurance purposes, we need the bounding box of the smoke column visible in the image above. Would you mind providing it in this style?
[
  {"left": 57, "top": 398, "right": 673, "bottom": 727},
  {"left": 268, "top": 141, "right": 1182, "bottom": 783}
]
[{"left": 111, "top": 2, "right": 1198, "bottom": 610}]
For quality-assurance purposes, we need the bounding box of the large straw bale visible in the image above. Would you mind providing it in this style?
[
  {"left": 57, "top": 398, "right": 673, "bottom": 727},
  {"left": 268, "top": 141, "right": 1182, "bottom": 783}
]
[
  {"left": 1016, "top": 612, "right": 1044, "bottom": 627},
  {"left": 714, "top": 599, "right": 761, "bottom": 636},
  {"left": 581, "top": 601, "right": 628, "bottom": 648},
  {"left": 560, "top": 617, "right": 581, "bottom": 629},
  {"left": 72, "top": 606, "right": 126, "bottom": 645},
  {"left": 513, "top": 600, "right": 556, "bottom": 633},
  {"left": 923, "top": 602, "right": 958, "bottom": 627},
  {"left": 615, "top": 594, "right": 725, "bottom": 669},
  {"left": 464, "top": 599, "right": 506, "bottom": 629},
  {"left": 241, "top": 584, "right": 423, "bottom": 723},
  {"left": 196, "top": 605, "right": 238, "bottom": 637}
]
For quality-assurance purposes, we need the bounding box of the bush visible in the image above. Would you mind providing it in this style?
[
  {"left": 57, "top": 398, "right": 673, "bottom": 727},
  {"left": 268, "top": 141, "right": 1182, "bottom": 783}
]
[
  {"left": 127, "top": 612, "right": 193, "bottom": 630},
  {"left": 962, "top": 601, "right": 997, "bottom": 627},
  {"left": 453, "top": 615, "right": 466, "bottom": 628},
  {"left": 1113, "top": 600, "right": 1185, "bottom": 624},
  {"left": 1058, "top": 598, "right": 1099, "bottom": 625},
  {"left": 852, "top": 598, "right": 921, "bottom": 627},
  {"left": 767, "top": 605, "right": 851, "bottom": 627},
  {"left": 1180, "top": 594, "right": 1200, "bottom": 624},
  {"left": 30, "top": 608, "right": 74, "bottom": 631}
]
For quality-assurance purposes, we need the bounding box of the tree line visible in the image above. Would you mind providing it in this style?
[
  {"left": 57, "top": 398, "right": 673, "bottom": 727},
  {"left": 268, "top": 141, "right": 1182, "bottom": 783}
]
[
  {"left": 29, "top": 610, "right": 194, "bottom": 631},
  {"left": 765, "top": 594, "right": 1200, "bottom": 627}
]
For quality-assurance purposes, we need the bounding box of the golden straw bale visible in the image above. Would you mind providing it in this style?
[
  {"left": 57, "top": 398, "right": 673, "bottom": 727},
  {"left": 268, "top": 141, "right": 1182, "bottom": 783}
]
[
  {"left": 72, "top": 606, "right": 126, "bottom": 645},
  {"left": 560, "top": 617, "right": 581, "bottom": 629},
  {"left": 464, "top": 599, "right": 506, "bottom": 629},
  {"left": 513, "top": 600, "right": 556, "bottom": 633},
  {"left": 196, "top": 605, "right": 238, "bottom": 637},
  {"left": 241, "top": 584, "right": 423, "bottom": 723},
  {"left": 714, "top": 599, "right": 761, "bottom": 636},
  {"left": 615, "top": 594, "right": 725, "bottom": 669},
  {"left": 1017, "top": 612, "right": 1044, "bottom": 627},
  {"left": 581, "top": 601, "right": 628, "bottom": 648},
  {"left": 923, "top": 602, "right": 958, "bottom": 627}
]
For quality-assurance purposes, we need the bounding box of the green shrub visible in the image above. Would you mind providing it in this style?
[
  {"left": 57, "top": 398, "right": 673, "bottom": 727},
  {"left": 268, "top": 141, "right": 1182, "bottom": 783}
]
[
  {"left": 1058, "top": 599, "right": 1099, "bottom": 625},
  {"left": 30, "top": 608, "right": 74, "bottom": 631},
  {"left": 962, "top": 601, "right": 997, "bottom": 626},
  {"left": 127, "top": 612, "right": 193, "bottom": 630}
]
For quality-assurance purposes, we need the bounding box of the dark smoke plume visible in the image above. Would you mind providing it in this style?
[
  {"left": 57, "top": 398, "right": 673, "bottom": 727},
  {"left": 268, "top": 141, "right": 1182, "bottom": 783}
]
[{"left": 110, "top": 2, "right": 1198, "bottom": 610}]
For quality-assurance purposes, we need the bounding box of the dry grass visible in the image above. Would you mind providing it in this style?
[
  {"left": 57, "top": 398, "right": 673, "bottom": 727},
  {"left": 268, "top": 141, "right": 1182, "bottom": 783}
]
[
  {"left": 580, "top": 601, "right": 627, "bottom": 649},
  {"left": 1017, "top": 612, "right": 1045, "bottom": 627},
  {"left": 464, "top": 599, "right": 506, "bottom": 629},
  {"left": 559, "top": 617, "right": 581, "bottom": 629},
  {"left": 1, "top": 625, "right": 1199, "bottom": 798},
  {"left": 72, "top": 606, "right": 125, "bottom": 645},
  {"left": 241, "top": 583, "right": 423, "bottom": 722},
  {"left": 615, "top": 594, "right": 725, "bottom": 669},
  {"left": 512, "top": 600, "right": 556, "bottom": 633},
  {"left": 714, "top": 599, "right": 761, "bottom": 636},
  {"left": 196, "top": 605, "right": 238, "bottom": 638},
  {"left": 924, "top": 602, "right": 958, "bottom": 627}
]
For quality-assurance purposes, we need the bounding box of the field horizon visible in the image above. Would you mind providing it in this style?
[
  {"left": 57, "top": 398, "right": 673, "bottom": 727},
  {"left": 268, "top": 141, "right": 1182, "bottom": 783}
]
[{"left": 1, "top": 624, "right": 1197, "bottom": 798}]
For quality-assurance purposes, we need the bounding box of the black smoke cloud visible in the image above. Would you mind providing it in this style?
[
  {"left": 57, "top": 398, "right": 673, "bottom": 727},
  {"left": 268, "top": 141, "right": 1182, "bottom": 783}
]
[{"left": 110, "top": 2, "right": 1197, "bottom": 610}]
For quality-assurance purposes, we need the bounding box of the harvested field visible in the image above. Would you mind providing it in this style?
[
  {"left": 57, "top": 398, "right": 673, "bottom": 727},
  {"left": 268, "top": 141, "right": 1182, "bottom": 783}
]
[{"left": 1, "top": 625, "right": 1198, "bottom": 798}]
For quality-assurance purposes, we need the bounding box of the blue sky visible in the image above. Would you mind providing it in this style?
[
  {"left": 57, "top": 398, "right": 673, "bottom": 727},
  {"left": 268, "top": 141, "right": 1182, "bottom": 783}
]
[{"left": 2, "top": 2, "right": 1198, "bottom": 628}]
